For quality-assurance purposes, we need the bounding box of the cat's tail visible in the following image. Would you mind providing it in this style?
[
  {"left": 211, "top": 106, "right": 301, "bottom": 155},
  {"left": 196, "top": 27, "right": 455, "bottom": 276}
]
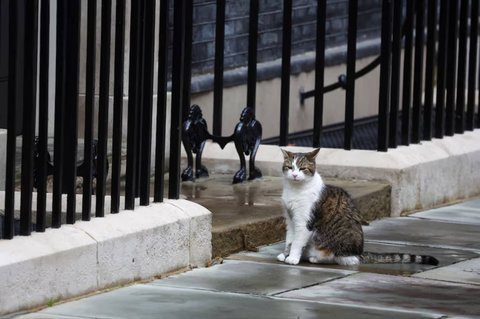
[{"left": 360, "top": 252, "right": 439, "bottom": 266}]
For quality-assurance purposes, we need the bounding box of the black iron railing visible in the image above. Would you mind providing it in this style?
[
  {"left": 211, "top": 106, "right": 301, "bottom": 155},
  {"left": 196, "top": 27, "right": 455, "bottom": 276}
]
[
  {"left": 300, "top": 0, "right": 479, "bottom": 151},
  {"left": 1, "top": 0, "right": 479, "bottom": 239}
]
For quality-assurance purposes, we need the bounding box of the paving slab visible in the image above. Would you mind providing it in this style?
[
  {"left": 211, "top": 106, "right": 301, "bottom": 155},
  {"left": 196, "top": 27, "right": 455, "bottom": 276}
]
[
  {"left": 453, "top": 198, "right": 480, "bottom": 210},
  {"left": 411, "top": 202, "right": 480, "bottom": 225},
  {"left": 15, "top": 285, "right": 443, "bottom": 319},
  {"left": 230, "top": 240, "right": 479, "bottom": 276},
  {"left": 278, "top": 272, "right": 480, "bottom": 318},
  {"left": 150, "top": 259, "right": 355, "bottom": 296},
  {"left": 364, "top": 217, "right": 480, "bottom": 252},
  {"left": 413, "top": 257, "right": 480, "bottom": 286}
]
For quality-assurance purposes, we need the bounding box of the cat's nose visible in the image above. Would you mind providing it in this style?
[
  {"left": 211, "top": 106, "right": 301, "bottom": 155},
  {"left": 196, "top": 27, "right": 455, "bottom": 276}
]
[{"left": 292, "top": 173, "right": 297, "bottom": 179}]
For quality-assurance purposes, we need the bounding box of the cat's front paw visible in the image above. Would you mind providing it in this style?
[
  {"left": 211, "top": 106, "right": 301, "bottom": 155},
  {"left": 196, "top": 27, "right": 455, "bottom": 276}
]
[
  {"left": 285, "top": 256, "right": 300, "bottom": 265},
  {"left": 277, "top": 253, "right": 287, "bottom": 262}
]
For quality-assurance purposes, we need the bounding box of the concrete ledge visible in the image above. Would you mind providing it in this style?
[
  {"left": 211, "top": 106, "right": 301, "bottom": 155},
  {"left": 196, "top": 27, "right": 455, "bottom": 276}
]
[
  {"left": 198, "top": 129, "right": 480, "bottom": 216},
  {"left": 190, "top": 39, "right": 380, "bottom": 94},
  {"left": 0, "top": 199, "right": 212, "bottom": 315}
]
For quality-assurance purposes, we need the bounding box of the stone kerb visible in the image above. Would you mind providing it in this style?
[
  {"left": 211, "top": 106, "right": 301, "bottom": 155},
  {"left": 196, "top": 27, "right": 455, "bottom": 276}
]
[
  {"left": 196, "top": 130, "right": 480, "bottom": 216},
  {"left": 0, "top": 199, "right": 211, "bottom": 316}
]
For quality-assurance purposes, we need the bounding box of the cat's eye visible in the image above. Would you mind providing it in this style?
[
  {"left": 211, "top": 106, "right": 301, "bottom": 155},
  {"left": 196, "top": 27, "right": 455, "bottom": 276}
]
[{"left": 285, "top": 165, "right": 292, "bottom": 169}]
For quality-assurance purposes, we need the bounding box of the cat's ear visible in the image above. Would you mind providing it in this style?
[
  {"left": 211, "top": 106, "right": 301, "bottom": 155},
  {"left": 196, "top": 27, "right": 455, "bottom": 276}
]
[
  {"left": 306, "top": 148, "right": 320, "bottom": 160},
  {"left": 280, "top": 148, "right": 293, "bottom": 160}
]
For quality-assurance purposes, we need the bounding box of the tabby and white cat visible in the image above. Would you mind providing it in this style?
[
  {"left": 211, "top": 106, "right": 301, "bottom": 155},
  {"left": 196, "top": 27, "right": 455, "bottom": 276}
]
[{"left": 277, "top": 148, "right": 438, "bottom": 266}]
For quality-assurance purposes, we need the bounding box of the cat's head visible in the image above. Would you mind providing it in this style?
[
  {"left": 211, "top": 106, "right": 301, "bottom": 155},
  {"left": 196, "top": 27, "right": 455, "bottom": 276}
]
[{"left": 281, "top": 148, "right": 320, "bottom": 182}]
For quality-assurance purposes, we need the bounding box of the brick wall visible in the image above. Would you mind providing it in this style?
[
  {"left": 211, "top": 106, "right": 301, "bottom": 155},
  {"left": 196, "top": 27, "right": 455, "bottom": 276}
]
[{"left": 179, "top": 0, "right": 382, "bottom": 76}]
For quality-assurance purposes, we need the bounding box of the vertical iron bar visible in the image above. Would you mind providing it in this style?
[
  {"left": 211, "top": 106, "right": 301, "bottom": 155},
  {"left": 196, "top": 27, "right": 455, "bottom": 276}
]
[
  {"left": 111, "top": 0, "right": 126, "bottom": 214},
  {"left": 20, "top": 0, "right": 39, "bottom": 235},
  {"left": 96, "top": 0, "right": 112, "bottom": 217},
  {"left": 455, "top": 0, "right": 468, "bottom": 134},
  {"left": 412, "top": 0, "right": 425, "bottom": 144},
  {"left": 279, "top": 0, "right": 292, "bottom": 146},
  {"left": 52, "top": 0, "right": 68, "bottom": 228},
  {"left": 401, "top": 0, "right": 414, "bottom": 145},
  {"left": 467, "top": 0, "right": 479, "bottom": 130},
  {"left": 313, "top": 0, "right": 326, "bottom": 148},
  {"left": 246, "top": 0, "right": 259, "bottom": 111},
  {"left": 378, "top": 0, "right": 392, "bottom": 152},
  {"left": 139, "top": 0, "right": 156, "bottom": 206},
  {"left": 37, "top": 0, "right": 50, "bottom": 232},
  {"left": 82, "top": 0, "right": 96, "bottom": 221},
  {"left": 134, "top": 0, "right": 145, "bottom": 199},
  {"left": 344, "top": 0, "right": 358, "bottom": 150},
  {"left": 388, "top": 0, "right": 403, "bottom": 148},
  {"left": 213, "top": 0, "right": 225, "bottom": 136},
  {"left": 4, "top": 0, "right": 18, "bottom": 239},
  {"left": 182, "top": 0, "right": 193, "bottom": 118},
  {"left": 435, "top": 0, "right": 449, "bottom": 138},
  {"left": 423, "top": 0, "right": 437, "bottom": 141},
  {"left": 388, "top": 0, "right": 402, "bottom": 149},
  {"left": 125, "top": 0, "right": 141, "bottom": 209},
  {"left": 168, "top": 0, "right": 186, "bottom": 199},
  {"left": 64, "top": 0, "right": 81, "bottom": 224},
  {"left": 154, "top": 0, "right": 169, "bottom": 203},
  {"left": 445, "top": 0, "right": 458, "bottom": 136}
]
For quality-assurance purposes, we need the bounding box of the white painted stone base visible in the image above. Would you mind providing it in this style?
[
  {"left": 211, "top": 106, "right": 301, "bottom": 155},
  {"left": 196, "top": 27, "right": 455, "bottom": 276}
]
[
  {"left": 0, "top": 199, "right": 211, "bottom": 315},
  {"left": 197, "top": 129, "right": 480, "bottom": 216}
]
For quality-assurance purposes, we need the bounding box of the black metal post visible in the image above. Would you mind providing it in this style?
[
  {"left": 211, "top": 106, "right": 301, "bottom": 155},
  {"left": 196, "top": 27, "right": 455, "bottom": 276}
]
[
  {"left": 344, "top": 0, "right": 358, "bottom": 150},
  {"left": 435, "top": 0, "right": 449, "bottom": 138},
  {"left": 52, "top": 0, "right": 68, "bottom": 228},
  {"left": 110, "top": 0, "right": 126, "bottom": 214},
  {"left": 412, "top": 0, "right": 425, "bottom": 144},
  {"left": 20, "top": 0, "right": 39, "bottom": 235},
  {"left": 64, "top": 0, "right": 81, "bottom": 224},
  {"left": 445, "top": 0, "right": 458, "bottom": 136},
  {"left": 313, "top": 0, "right": 326, "bottom": 148},
  {"left": 247, "top": 0, "right": 259, "bottom": 111},
  {"left": 467, "top": 0, "right": 479, "bottom": 130},
  {"left": 378, "top": 0, "right": 392, "bottom": 152},
  {"left": 279, "top": 0, "right": 292, "bottom": 146},
  {"left": 182, "top": 0, "right": 193, "bottom": 118},
  {"left": 37, "top": 0, "right": 50, "bottom": 232},
  {"left": 389, "top": 0, "right": 402, "bottom": 149},
  {"left": 96, "top": 0, "right": 112, "bottom": 217},
  {"left": 134, "top": 0, "right": 146, "bottom": 200},
  {"left": 154, "top": 0, "right": 169, "bottom": 203},
  {"left": 423, "top": 0, "right": 437, "bottom": 141},
  {"left": 82, "top": 0, "right": 96, "bottom": 221},
  {"left": 455, "top": 0, "right": 468, "bottom": 134},
  {"left": 139, "top": 0, "right": 156, "bottom": 206},
  {"left": 125, "top": 0, "right": 141, "bottom": 209},
  {"left": 213, "top": 0, "right": 225, "bottom": 136},
  {"left": 168, "top": 0, "right": 186, "bottom": 199},
  {"left": 401, "top": 0, "right": 414, "bottom": 145},
  {"left": 4, "top": 0, "right": 18, "bottom": 239}
]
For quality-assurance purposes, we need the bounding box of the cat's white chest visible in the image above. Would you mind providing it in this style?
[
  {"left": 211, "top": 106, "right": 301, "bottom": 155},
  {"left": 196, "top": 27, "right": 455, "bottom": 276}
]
[{"left": 282, "top": 175, "right": 324, "bottom": 223}]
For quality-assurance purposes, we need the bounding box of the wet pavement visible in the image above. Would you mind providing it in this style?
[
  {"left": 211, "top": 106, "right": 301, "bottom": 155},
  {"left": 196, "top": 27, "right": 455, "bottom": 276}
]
[{"left": 11, "top": 197, "right": 480, "bottom": 319}]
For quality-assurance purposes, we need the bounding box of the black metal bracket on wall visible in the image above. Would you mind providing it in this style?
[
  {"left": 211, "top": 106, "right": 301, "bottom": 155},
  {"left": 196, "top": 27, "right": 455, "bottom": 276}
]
[
  {"left": 33, "top": 137, "right": 107, "bottom": 193},
  {"left": 182, "top": 104, "right": 262, "bottom": 184}
]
